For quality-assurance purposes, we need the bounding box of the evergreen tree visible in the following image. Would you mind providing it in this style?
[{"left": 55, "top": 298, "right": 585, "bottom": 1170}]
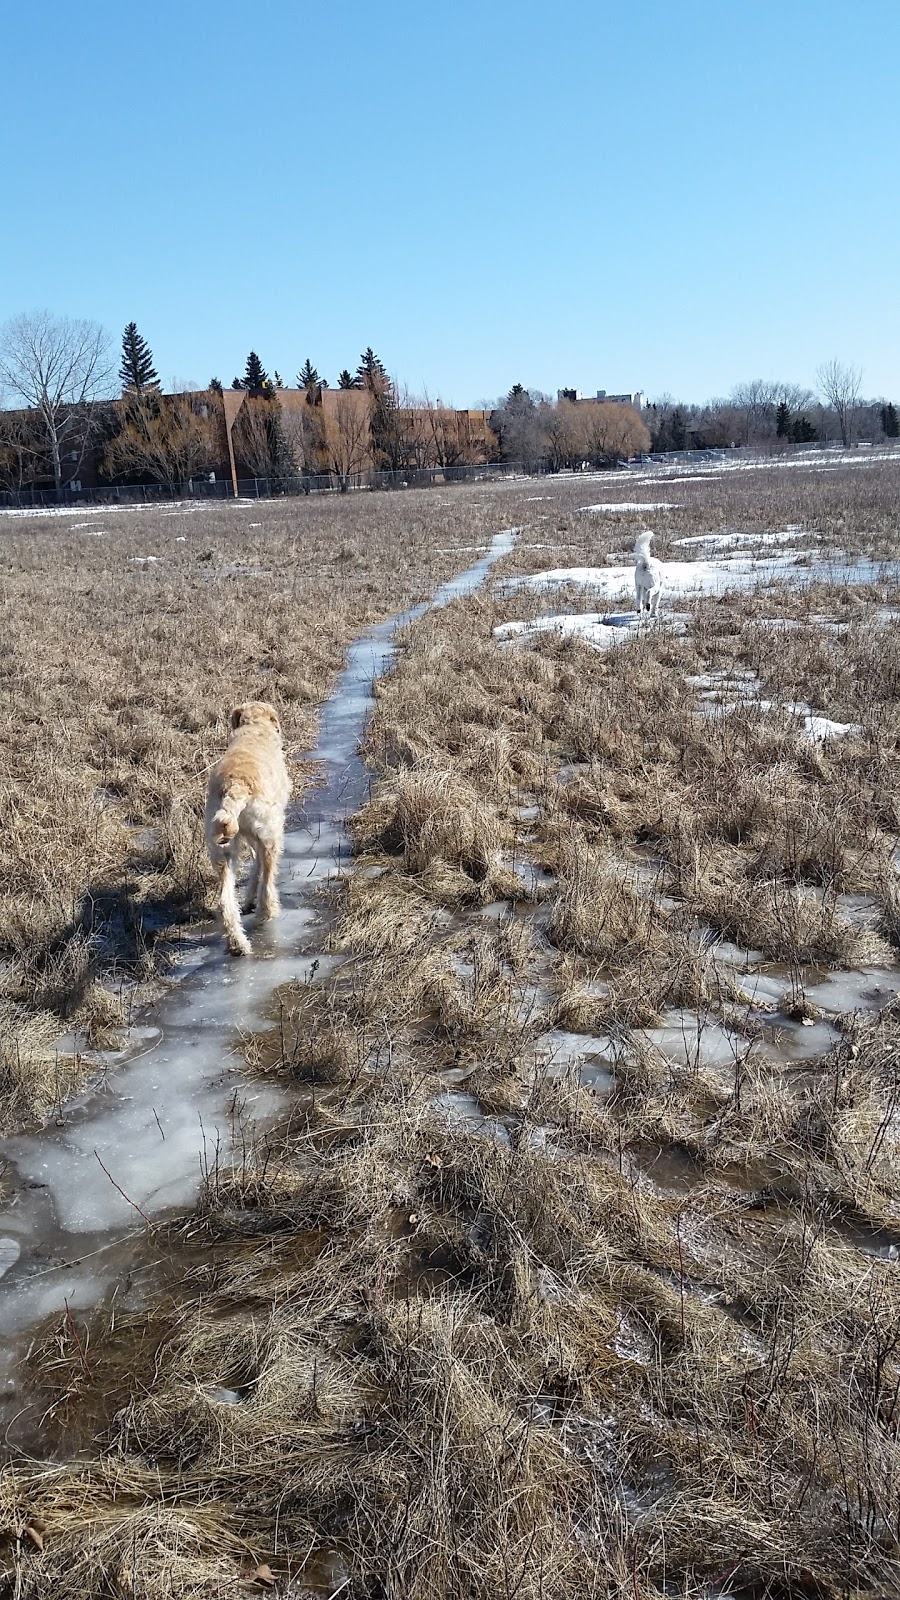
[
  {"left": 791, "top": 415, "right": 819, "bottom": 444},
  {"left": 337, "top": 369, "right": 359, "bottom": 390},
  {"left": 355, "top": 347, "right": 388, "bottom": 392},
  {"left": 881, "top": 402, "right": 899, "bottom": 438},
  {"left": 209, "top": 377, "right": 223, "bottom": 393},
  {"left": 233, "top": 351, "right": 270, "bottom": 395},
  {"left": 648, "top": 404, "right": 666, "bottom": 452},
  {"left": 776, "top": 400, "right": 791, "bottom": 437},
  {"left": 273, "top": 371, "right": 284, "bottom": 389},
  {"left": 119, "top": 322, "right": 160, "bottom": 396},
  {"left": 297, "top": 359, "right": 321, "bottom": 390},
  {"left": 669, "top": 407, "right": 687, "bottom": 452}
]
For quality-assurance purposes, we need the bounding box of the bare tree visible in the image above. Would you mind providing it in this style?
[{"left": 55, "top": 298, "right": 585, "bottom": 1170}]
[
  {"left": 0, "top": 311, "right": 114, "bottom": 495},
  {"left": 0, "top": 407, "right": 46, "bottom": 494},
  {"left": 104, "top": 391, "right": 221, "bottom": 489},
  {"left": 728, "top": 380, "right": 783, "bottom": 445},
  {"left": 279, "top": 401, "right": 327, "bottom": 482},
  {"left": 817, "top": 359, "right": 863, "bottom": 447},
  {"left": 778, "top": 382, "right": 816, "bottom": 414},
  {"left": 323, "top": 392, "right": 371, "bottom": 490},
  {"left": 580, "top": 401, "right": 650, "bottom": 465},
  {"left": 419, "top": 392, "right": 491, "bottom": 473},
  {"left": 395, "top": 394, "right": 433, "bottom": 470},
  {"left": 543, "top": 399, "right": 585, "bottom": 471},
  {"left": 233, "top": 392, "right": 296, "bottom": 483}
]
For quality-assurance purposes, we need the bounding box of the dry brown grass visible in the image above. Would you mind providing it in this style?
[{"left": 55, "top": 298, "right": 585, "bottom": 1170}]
[
  {"left": 0, "top": 484, "right": 535, "bottom": 1134},
  {"left": 5, "top": 457, "right": 900, "bottom": 1599}
]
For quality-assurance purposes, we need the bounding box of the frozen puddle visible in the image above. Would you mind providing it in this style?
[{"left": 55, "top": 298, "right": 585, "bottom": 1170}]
[
  {"left": 803, "top": 967, "right": 900, "bottom": 1013},
  {"left": 431, "top": 1090, "right": 511, "bottom": 1146},
  {"left": 536, "top": 1028, "right": 619, "bottom": 1093},
  {"left": 643, "top": 1012, "right": 749, "bottom": 1078},
  {"left": 0, "top": 529, "right": 517, "bottom": 1420}
]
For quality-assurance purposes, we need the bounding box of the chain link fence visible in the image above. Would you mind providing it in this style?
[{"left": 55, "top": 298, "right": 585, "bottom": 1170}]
[
  {"left": 0, "top": 461, "right": 528, "bottom": 511},
  {"left": 3, "top": 440, "right": 898, "bottom": 511}
]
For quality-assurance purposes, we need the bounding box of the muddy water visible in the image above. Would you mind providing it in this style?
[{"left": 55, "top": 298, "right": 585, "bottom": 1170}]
[{"left": 0, "top": 529, "right": 518, "bottom": 1441}]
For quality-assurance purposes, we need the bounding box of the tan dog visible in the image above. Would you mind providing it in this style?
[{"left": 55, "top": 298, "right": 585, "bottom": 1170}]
[{"left": 205, "top": 701, "right": 291, "bottom": 956}]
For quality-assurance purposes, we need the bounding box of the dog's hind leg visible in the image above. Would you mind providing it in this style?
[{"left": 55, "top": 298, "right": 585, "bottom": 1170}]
[
  {"left": 243, "top": 848, "right": 261, "bottom": 913},
  {"left": 217, "top": 857, "right": 252, "bottom": 956},
  {"left": 256, "top": 830, "right": 283, "bottom": 923},
  {"left": 649, "top": 589, "right": 660, "bottom": 617}
]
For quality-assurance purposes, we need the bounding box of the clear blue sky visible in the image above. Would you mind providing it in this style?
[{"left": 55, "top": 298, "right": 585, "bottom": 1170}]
[{"left": 2, "top": 0, "right": 897, "bottom": 405}]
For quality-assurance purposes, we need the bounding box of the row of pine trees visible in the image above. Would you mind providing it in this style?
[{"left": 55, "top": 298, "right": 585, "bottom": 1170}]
[
  {"left": 114, "top": 325, "right": 446, "bottom": 488},
  {"left": 119, "top": 324, "right": 391, "bottom": 403}
]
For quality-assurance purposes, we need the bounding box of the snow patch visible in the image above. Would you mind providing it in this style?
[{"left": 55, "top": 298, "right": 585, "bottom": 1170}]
[
  {"left": 580, "top": 501, "right": 676, "bottom": 513},
  {"left": 801, "top": 714, "right": 862, "bottom": 742},
  {"left": 495, "top": 611, "right": 642, "bottom": 649},
  {"left": 674, "top": 528, "right": 810, "bottom": 550}
]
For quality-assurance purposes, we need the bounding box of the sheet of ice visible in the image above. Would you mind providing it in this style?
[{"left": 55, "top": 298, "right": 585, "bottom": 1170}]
[
  {"left": 430, "top": 1090, "right": 511, "bottom": 1145},
  {"left": 690, "top": 682, "right": 864, "bottom": 742},
  {"left": 802, "top": 968, "right": 900, "bottom": 1014},
  {"left": 0, "top": 528, "right": 518, "bottom": 1408},
  {"left": 713, "top": 940, "right": 765, "bottom": 968},
  {"left": 643, "top": 1012, "right": 749, "bottom": 1074},
  {"left": 0, "top": 1238, "right": 21, "bottom": 1279},
  {"left": 535, "top": 1029, "right": 618, "bottom": 1092},
  {"left": 755, "top": 1015, "right": 842, "bottom": 1064},
  {"left": 735, "top": 972, "right": 790, "bottom": 1008},
  {"left": 504, "top": 856, "right": 556, "bottom": 897}
]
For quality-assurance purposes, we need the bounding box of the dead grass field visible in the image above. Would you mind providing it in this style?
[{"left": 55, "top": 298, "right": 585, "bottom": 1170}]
[
  {"left": 3, "top": 455, "right": 900, "bottom": 1599},
  {"left": 0, "top": 485, "right": 531, "bottom": 1134}
]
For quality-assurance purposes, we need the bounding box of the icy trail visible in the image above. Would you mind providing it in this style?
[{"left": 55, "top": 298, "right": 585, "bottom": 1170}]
[{"left": 0, "top": 529, "right": 518, "bottom": 1419}]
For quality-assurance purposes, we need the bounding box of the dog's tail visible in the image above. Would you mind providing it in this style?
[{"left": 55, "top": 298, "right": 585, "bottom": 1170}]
[
  {"left": 634, "top": 530, "right": 654, "bottom": 560},
  {"left": 210, "top": 791, "right": 245, "bottom": 846}
]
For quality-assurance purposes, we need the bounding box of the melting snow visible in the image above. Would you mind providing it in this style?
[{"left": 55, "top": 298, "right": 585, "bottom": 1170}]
[
  {"left": 801, "top": 714, "right": 862, "bottom": 742},
  {"left": 506, "top": 551, "right": 812, "bottom": 599},
  {"left": 580, "top": 501, "right": 676, "bottom": 513},
  {"left": 495, "top": 611, "right": 642, "bottom": 648},
  {"left": 674, "top": 528, "right": 810, "bottom": 550}
]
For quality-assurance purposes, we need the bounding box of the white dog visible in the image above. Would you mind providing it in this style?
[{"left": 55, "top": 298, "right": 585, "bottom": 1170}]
[
  {"left": 634, "top": 530, "right": 663, "bottom": 617},
  {"left": 204, "top": 701, "right": 291, "bottom": 956}
]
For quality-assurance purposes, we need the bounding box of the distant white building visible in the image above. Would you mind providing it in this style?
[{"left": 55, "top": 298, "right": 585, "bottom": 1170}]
[
  {"left": 557, "top": 387, "right": 646, "bottom": 410},
  {"left": 596, "top": 389, "right": 646, "bottom": 410}
]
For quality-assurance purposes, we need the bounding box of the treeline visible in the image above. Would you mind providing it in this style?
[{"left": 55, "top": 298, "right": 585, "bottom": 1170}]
[
  {"left": 647, "top": 370, "right": 898, "bottom": 453},
  {"left": 0, "top": 312, "right": 896, "bottom": 498},
  {"left": 0, "top": 317, "right": 652, "bottom": 495},
  {"left": 0, "top": 321, "right": 501, "bottom": 494}
]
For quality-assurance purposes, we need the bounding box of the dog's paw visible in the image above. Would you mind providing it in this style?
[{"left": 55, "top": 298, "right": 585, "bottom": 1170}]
[{"left": 228, "top": 936, "right": 253, "bottom": 957}]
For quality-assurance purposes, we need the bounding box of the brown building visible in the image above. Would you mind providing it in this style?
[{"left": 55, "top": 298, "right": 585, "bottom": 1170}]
[{"left": 0, "top": 385, "right": 497, "bottom": 501}]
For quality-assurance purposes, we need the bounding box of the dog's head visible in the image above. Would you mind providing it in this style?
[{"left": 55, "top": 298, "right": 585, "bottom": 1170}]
[{"left": 230, "top": 701, "right": 281, "bottom": 736}]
